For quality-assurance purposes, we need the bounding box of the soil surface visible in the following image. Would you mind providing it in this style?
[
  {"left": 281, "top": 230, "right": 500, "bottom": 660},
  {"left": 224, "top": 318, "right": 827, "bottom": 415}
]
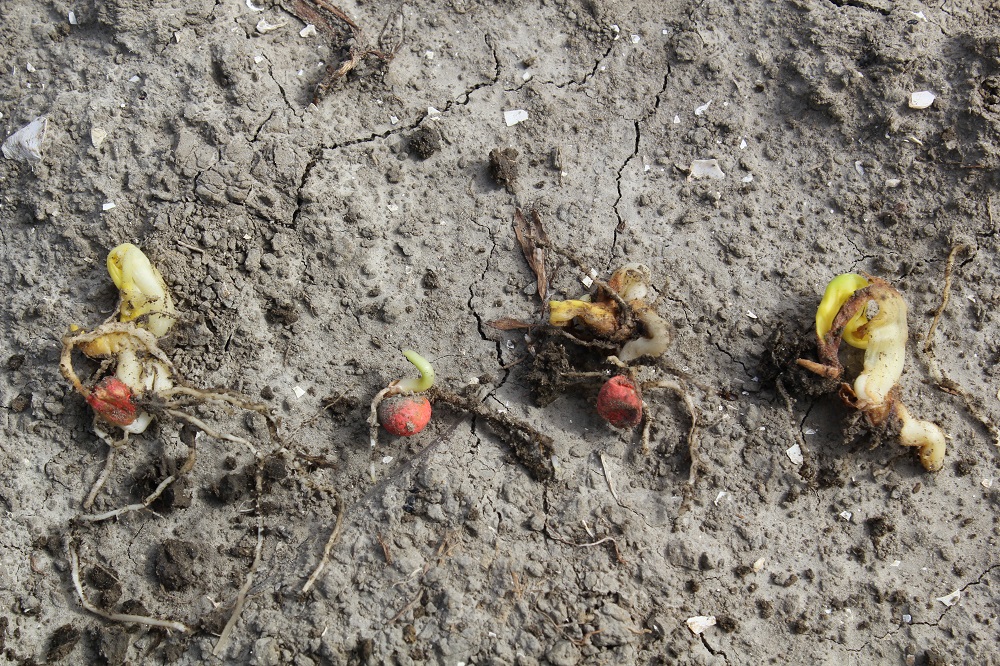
[{"left": 2, "top": 0, "right": 1000, "bottom": 664}]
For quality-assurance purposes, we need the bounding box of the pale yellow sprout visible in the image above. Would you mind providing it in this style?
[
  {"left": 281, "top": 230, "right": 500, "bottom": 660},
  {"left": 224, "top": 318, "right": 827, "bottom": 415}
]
[{"left": 107, "top": 243, "right": 176, "bottom": 337}]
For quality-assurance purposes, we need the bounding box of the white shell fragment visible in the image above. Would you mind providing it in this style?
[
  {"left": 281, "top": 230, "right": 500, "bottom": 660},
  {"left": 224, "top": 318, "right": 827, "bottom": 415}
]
[
  {"left": 786, "top": 444, "right": 803, "bottom": 465},
  {"left": 299, "top": 24, "right": 317, "bottom": 37},
  {"left": 256, "top": 18, "right": 286, "bottom": 33},
  {"left": 686, "top": 616, "right": 716, "bottom": 634},
  {"left": 936, "top": 590, "right": 961, "bottom": 607},
  {"left": 90, "top": 127, "right": 108, "bottom": 148},
  {"left": 689, "top": 159, "right": 725, "bottom": 180},
  {"left": 908, "top": 91, "right": 936, "bottom": 109},
  {"left": 504, "top": 109, "right": 529, "bottom": 126},
  {"left": 694, "top": 100, "right": 712, "bottom": 116},
  {"left": 2, "top": 116, "right": 48, "bottom": 162}
]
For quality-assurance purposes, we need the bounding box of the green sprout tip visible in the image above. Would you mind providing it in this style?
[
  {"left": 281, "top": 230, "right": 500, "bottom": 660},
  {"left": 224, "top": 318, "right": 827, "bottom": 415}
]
[{"left": 395, "top": 349, "right": 435, "bottom": 393}]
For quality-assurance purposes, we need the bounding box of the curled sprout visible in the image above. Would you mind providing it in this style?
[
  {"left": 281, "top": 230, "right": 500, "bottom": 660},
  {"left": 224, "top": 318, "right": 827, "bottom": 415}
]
[
  {"left": 394, "top": 349, "right": 435, "bottom": 393},
  {"left": 815, "top": 272, "right": 869, "bottom": 349},
  {"left": 107, "top": 243, "right": 176, "bottom": 337},
  {"left": 798, "top": 273, "right": 947, "bottom": 472}
]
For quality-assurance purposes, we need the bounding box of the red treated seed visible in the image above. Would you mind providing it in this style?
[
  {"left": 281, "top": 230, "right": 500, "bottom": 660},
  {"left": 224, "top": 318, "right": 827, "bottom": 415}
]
[
  {"left": 86, "top": 376, "right": 137, "bottom": 427},
  {"left": 596, "top": 375, "right": 642, "bottom": 429},
  {"left": 378, "top": 394, "right": 432, "bottom": 436}
]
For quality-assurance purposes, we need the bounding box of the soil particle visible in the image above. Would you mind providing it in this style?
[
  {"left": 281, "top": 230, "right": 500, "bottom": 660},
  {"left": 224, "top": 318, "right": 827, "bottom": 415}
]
[
  {"left": 489, "top": 147, "right": 520, "bottom": 194},
  {"left": 154, "top": 539, "right": 199, "bottom": 592},
  {"left": 408, "top": 127, "right": 442, "bottom": 160},
  {"left": 46, "top": 624, "right": 81, "bottom": 662},
  {"left": 95, "top": 625, "right": 131, "bottom": 666}
]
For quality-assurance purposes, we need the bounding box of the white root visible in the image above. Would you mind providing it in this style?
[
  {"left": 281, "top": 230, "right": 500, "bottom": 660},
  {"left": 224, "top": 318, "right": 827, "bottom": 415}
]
[
  {"left": 301, "top": 493, "right": 345, "bottom": 595},
  {"left": 69, "top": 543, "right": 189, "bottom": 633}
]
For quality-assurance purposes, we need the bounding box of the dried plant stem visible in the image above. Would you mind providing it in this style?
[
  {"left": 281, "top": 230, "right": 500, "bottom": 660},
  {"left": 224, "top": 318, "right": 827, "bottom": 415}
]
[
  {"left": 301, "top": 492, "right": 345, "bottom": 595},
  {"left": 164, "top": 409, "right": 258, "bottom": 455},
  {"left": 69, "top": 543, "right": 189, "bottom": 633}
]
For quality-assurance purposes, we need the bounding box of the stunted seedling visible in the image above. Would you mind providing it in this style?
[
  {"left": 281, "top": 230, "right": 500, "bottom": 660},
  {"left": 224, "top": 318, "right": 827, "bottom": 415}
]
[{"left": 797, "top": 273, "right": 947, "bottom": 471}]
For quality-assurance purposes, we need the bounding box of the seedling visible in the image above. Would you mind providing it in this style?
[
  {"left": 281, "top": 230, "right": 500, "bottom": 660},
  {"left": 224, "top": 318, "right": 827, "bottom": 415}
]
[
  {"left": 369, "top": 350, "right": 435, "bottom": 446},
  {"left": 60, "top": 244, "right": 275, "bottom": 511},
  {"left": 797, "top": 273, "right": 947, "bottom": 471}
]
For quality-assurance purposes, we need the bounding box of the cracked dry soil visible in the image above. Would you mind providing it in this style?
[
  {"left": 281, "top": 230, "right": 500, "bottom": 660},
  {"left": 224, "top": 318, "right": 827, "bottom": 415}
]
[{"left": 2, "top": 0, "right": 1000, "bottom": 664}]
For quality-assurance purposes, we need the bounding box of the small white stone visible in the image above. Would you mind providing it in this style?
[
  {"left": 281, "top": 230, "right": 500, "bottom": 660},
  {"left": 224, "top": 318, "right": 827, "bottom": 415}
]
[
  {"left": 256, "top": 18, "right": 286, "bottom": 34},
  {"left": 885, "top": 178, "right": 901, "bottom": 187},
  {"left": 688, "top": 159, "right": 725, "bottom": 180},
  {"left": 504, "top": 109, "right": 529, "bottom": 126},
  {"left": 90, "top": 127, "right": 108, "bottom": 148},
  {"left": 839, "top": 511, "right": 852, "bottom": 522},
  {"left": 752, "top": 557, "right": 766, "bottom": 572},
  {"left": 129, "top": 74, "right": 140, "bottom": 83},
  {"left": 739, "top": 138, "right": 747, "bottom": 149},
  {"left": 673, "top": 115, "right": 680, "bottom": 124},
  {"left": 102, "top": 202, "right": 116, "bottom": 211},
  {"left": 741, "top": 174, "right": 754, "bottom": 183},
  {"left": 26, "top": 63, "right": 35, "bottom": 73},
  {"left": 786, "top": 444, "right": 803, "bottom": 465},
  {"left": 68, "top": 11, "right": 77, "bottom": 24},
  {"left": 908, "top": 90, "right": 936, "bottom": 109},
  {"left": 630, "top": 34, "right": 640, "bottom": 44},
  {"left": 936, "top": 590, "right": 960, "bottom": 607},
  {"left": 389, "top": 115, "right": 399, "bottom": 125},
  {"left": 299, "top": 24, "right": 317, "bottom": 38},
  {"left": 381, "top": 456, "right": 394, "bottom": 464},
  {"left": 686, "top": 616, "right": 716, "bottom": 634}
]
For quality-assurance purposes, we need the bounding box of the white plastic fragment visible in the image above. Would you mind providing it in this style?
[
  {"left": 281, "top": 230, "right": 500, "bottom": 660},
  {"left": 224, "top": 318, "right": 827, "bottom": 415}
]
[
  {"left": 256, "top": 18, "right": 286, "bottom": 33},
  {"left": 746, "top": 310, "right": 758, "bottom": 319},
  {"left": 786, "top": 444, "right": 803, "bottom": 465},
  {"left": 101, "top": 202, "right": 116, "bottom": 211},
  {"left": 292, "top": 385, "right": 306, "bottom": 399},
  {"left": 886, "top": 178, "right": 901, "bottom": 187},
  {"left": 694, "top": 100, "right": 712, "bottom": 116},
  {"left": 68, "top": 11, "right": 78, "bottom": 25},
  {"left": 839, "top": 511, "right": 852, "bottom": 522},
  {"left": 382, "top": 456, "right": 394, "bottom": 464},
  {"left": 427, "top": 106, "right": 441, "bottom": 117},
  {"left": 90, "top": 128, "right": 108, "bottom": 148},
  {"left": 246, "top": 0, "right": 265, "bottom": 11},
  {"left": 713, "top": 491, "right": 727, "bottom": 506},
  {"left": 936, "top": 590, "right": 961, "bottom": 607},
  {"left": 630, "top": 34, "right": 640, "bottom": 44},
  {"left": 803, "top": 427, "right": 817, "bottom": 435},
  {"left": 673, "top": 114, "right": 680, "bottom": 124},
  {"left": 2, "top": 116, "right": 48, "bottom": 162},
  {"left": 982, "top": 478, "right": 994, "bottom": 489},
  {"left": 912, "top": 11, "right": 927, "bottom": 21},
  {"left": 299, "top": 24, "right": 317, "bottom": 38},
  {"left": 689, "top": 159, "right": 725, "bottom": 180},
  {"left": 908, "top": 91, "right": 936, "bottom": 109},
  {"left": 741, "top": 174, "right": 754, "bottom": 183},
  {"left": 903, "top": 614, "right": 912, "bottom": 623},
  {"left": 389, "top": 115, "right": 399, "bottom": 125},
  {"left": 128, "top": 74, "right": 140, "bottom": 83},
  {"left": 686, "top": 616, "right": 716, "bottom": 634},
  {"left": 891, "top": 560, "right": 901, "bottom": 567},
  {"left": 739, "top": 138, "right": 747, "bottom": 149},
  {"left": 854, "top": 161, "right": 865, "bottom": 176},
  {"left": 504, "top": 109, "right": 529, "bottom": 127}
]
